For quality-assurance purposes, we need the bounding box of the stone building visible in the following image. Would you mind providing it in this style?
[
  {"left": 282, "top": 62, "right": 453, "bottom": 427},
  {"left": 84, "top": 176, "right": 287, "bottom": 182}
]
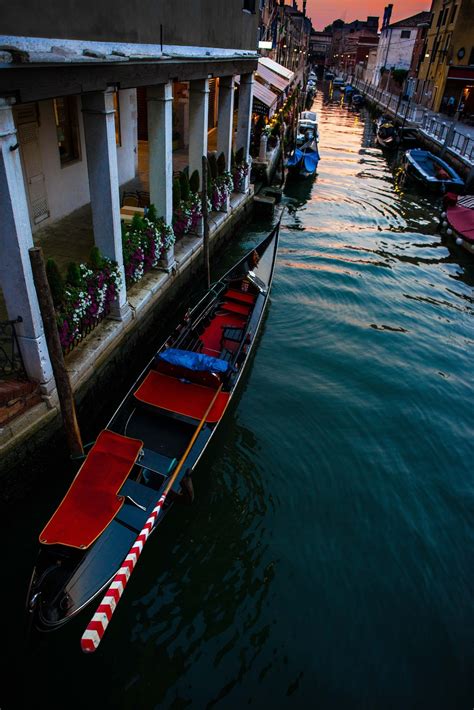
[
  {"left": 372, "top": 10, "right": 432, "bottom": 90},
  {"left": 415, "top": 0, "right": 474, "bottom": 114},
  {"left": 0, "top": 1, "right": 259, "bottom": 406}
]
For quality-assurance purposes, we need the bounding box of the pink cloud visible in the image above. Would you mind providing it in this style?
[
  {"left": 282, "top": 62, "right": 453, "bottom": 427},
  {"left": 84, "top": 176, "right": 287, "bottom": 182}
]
[{"left": 305, "top": 0, "right": 431, "bottom": 31}]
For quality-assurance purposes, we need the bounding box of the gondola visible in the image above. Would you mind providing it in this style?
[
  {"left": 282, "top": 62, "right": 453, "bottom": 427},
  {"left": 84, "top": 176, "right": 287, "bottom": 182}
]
[
  {"left": 286, "top": 138, "right": 320, "bottom": 179},
  {"left": 295, "top": 110, "right": 319, "bottom": 147},
  {"left": 401, "top": 148, "right": 465, "bottom": 193},
  {"left": 351, "top": 94, "right": 365, "bottom": 109},
  {"left": 26, "top": 220, "right": 281, "bottom": 637},
  {"left": 375, "top": 116, "right": 399, "bottom": 150}
]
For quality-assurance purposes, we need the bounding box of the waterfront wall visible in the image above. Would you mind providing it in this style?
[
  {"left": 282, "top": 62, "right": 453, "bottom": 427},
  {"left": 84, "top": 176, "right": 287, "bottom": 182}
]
[
  {"left": 352, "top": 78, "right": 474, "bottom": 180},
  {"left": 0, "top": 194, "right": 255, "bottom": 501}
]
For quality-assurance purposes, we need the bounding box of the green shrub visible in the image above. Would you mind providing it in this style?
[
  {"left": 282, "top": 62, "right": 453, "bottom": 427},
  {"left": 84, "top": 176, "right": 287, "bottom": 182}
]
[
  {"left": 230, "top": 147, "right": 235, "bottom": 170},
  {"left": 172, "top": 178, "right": 181, "bottom": 210},
  {"left": 179, "top": 171, "right": 191, "bottom": 202},
  {"left": 146, "top": 203, "right": 158, "bottom": 222},
  {"left": 89, "top": 246, "right": 104, "bottom": 270},
  {"left": 46, "top": 258, "right": 64, "bottom": 307},
  {"left": 131, "top": 212, "right": 145, "bottom": 231},
  {"left": 235, "top": 147, "right": 245, "bottom": 165},
  {"left": 66, "top": 262, "right": 82, "bottom": 287},
  {"left": 217, "top": 152, "right": 226, "bottom": 175},
  {"left": 189, "top": 169, "right": 200, "bottom": 193},
  {"left": 208, "top": 153, "right": 218, "bottom": 180}
]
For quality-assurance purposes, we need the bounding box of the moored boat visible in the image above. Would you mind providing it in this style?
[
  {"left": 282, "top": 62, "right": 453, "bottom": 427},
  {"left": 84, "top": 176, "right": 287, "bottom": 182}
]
[
  {"left": 439, "top": 192, "right": 474, "bottom": 254},
  {"left": 401, "top": 148, "right": 464, "bottom": 193},
  {"left": 375, "top": 116, "right": 399, "bottom": 150},
  {"left": 295, "top": 110, "right": 319, "bottom": 147},
  {"left": 26, "top": 221, "right": 281, "bottom": 639},
  {"left": 351, "top": 93, "right": 365, "bottom": 109},
  {"left": 286, "top": 142, "right": 320, "bottom": 179}
]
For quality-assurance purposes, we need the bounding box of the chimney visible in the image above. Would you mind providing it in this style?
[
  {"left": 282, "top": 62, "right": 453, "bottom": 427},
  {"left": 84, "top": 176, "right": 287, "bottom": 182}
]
[
  {"left": 382, "top": 4, "right": 393, "bottom": 30},
  {"left": 303, "top": 0, "right": 307, "bottom": 16},
  {"left": 293, "top": 1, "right": 298, "bottom": 9}
]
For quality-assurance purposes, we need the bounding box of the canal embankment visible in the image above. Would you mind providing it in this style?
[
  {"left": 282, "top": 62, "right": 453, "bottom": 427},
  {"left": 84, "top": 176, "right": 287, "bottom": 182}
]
[
  {"left": 351, "top": 77, "right": 474, "bottom": 185},
  {"left": 0, "top": 190, "right": 254, "bottom": 498}
]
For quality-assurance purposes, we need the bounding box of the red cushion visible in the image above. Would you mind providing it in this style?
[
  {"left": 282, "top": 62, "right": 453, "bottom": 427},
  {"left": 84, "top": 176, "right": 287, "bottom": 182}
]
[
  {"left": 40, "top": 430, "right": 143, "bottom": 549},
  {"left": 134, "top": 370, "right": 229, "bottom": 423}
]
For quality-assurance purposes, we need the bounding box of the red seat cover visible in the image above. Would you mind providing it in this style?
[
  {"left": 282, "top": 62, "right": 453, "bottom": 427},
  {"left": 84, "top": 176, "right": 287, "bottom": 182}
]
[
  {"left": 39, "top": 430, "right": 143, "bottom": 549},
  {"left": 134, "top": 370, "right": 230, "bottom": 423}
]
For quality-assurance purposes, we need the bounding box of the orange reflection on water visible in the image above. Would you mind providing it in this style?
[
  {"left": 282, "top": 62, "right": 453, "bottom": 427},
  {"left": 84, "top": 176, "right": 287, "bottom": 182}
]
[{"left": 281, "top": 260, "right": 351, "bottom": 275}]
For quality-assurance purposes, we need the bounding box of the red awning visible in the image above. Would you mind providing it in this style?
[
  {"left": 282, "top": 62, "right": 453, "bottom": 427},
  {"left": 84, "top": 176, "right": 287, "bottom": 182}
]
[
  {"left": 255, "top": 62, "right": 289, "bottom": 93},
  {"left": 235, "top": 74, "right": 278, "bottom": 116},
  {"left": 447, "top": 67, "right": 474, "bottom": 82}
]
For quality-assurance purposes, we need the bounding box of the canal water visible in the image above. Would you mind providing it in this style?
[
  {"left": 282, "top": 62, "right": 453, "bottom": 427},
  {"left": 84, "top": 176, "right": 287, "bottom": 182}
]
[{"left": 3, "top": 90, "right": 473, "bottom": 709}]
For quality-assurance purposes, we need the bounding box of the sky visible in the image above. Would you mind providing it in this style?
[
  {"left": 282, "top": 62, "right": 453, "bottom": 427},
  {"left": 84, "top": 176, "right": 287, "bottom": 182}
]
[{"left": 305, "top": 0, "right": 431, "bottom": 31}]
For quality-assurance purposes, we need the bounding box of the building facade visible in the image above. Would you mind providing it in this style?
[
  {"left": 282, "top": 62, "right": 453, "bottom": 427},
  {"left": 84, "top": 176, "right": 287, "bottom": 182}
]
[
  {"left": 0, "top": 1, "right": 259, "bottom": 400},
  {"left": 415, "top": 0, "right": 474, "bottom": 113},
  {"left": 372, "top": 11, "right": 432, "bottom": 89}
]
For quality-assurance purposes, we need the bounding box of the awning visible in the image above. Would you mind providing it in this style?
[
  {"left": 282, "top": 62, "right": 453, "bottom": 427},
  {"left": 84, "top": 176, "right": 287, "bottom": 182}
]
[
  {"left": 235, "top": 74, "right": 278, "bottom": 117},
  {"left": 447, "top": 67, "right": 474, "bottom": 82},
  {"left": 255, "top": 60, "right": 289, "bottom": 93},
  {"left": 258, "top": 56, "right": 295, "bottom": 84}
]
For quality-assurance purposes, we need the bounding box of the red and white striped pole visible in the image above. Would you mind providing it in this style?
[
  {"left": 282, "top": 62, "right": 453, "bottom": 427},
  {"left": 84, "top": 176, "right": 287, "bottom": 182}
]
[
  {"left": 80, "top": 383, "right": 223, "bottom": 653},
  {"left": 80, "top": 494, "right": 166, "bottom": 652}
]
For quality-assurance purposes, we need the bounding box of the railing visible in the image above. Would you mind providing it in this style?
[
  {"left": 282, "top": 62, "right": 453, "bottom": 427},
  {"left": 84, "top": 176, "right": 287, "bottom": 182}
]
[
  {"left": 351, "top": 77, "right": 474, "bottom": 169},
  {"left": 0, "top": 317, "right": 27, "bottom": 380}
]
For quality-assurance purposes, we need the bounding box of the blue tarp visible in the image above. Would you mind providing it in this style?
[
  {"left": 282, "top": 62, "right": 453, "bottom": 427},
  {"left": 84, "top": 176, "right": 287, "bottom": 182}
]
[
  {"left": 158, "top": 348, "right": 229, "bottom": 373},
  {"left": 303, "top": 149, "right": 319, "bottom": 174},
  {"left": 286, "top": 149, "right": 303, "bottom": 167}
]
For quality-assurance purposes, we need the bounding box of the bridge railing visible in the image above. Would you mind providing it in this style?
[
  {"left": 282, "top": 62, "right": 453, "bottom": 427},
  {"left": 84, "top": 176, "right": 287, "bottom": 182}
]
[{"left": 351, "top": 78, "right": 473, "bottom": 168}]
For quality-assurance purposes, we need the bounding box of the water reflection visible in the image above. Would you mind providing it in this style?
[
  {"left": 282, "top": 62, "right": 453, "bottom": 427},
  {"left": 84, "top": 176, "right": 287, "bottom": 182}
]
[{"left": 4, "top": 86, "right": 474, "bottom": 710}]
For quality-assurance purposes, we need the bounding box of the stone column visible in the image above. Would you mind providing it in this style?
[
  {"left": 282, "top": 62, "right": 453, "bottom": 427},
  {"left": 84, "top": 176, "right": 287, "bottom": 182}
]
[
  {"left": 217, "top": 76, "right": 235, "bottom": 171},
  {"left": 82, "top": 89, "right": 130, "bottom": 321},
  {"left": 188, "top": 78, "right": 210, "bottom": 189},
  {"left": 148, "top": 82, "right": 175, "bottom": 270},
  {"left": 0, "top": 98, "right": 55, "bottom": 395},
  {"left": 236, "top": 73, "right": 254, "bottom": 193}
]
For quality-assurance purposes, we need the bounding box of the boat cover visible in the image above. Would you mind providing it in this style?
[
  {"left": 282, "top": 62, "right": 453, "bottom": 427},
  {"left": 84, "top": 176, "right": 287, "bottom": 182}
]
[
  {"left": 303, "top": 149, "right": 319, "bottom": 174},
  {"left": 39, "top": 430, "right": 143, "bottom": 549},
  {"left": 287, "top": 149, "right": 303, "bottom": 167},
  {"left": 158, "top": 348, "right": 229, "bottom": 374},
  {"left": 134, "top": 370, "right": 230, "bottom": 422},
  {"left": 447, "top": 204, "right": 474, "bottom": 243}
]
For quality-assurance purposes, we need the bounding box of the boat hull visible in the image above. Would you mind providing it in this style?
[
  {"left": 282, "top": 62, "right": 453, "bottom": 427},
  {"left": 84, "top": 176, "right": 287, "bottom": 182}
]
[
  {"left": 402, "top": 149, "right": 465, "bottom": 193},
  {"left": 27, "top": 223, "right": 281, "bottom": 632}
]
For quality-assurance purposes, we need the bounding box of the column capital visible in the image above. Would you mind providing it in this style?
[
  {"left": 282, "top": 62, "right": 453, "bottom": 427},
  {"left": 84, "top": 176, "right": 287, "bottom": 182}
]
[
  {"left": 239, "top": 73, "right": 255, "bottom": 85},
  {"left": 0, "top": 97, "right": 17, "bottom": 139},
  {"left": 189, "top": 78, "right": 210, "bottom": 95},
  {"left": 147, "top": 81, "right": 174, "bottom": 103}
]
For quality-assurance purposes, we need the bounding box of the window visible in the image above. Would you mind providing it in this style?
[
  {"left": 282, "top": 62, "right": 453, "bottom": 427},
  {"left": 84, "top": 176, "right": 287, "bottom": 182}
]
[
  {"left": 113, "top": 91, "right": 121, "bottom": 147},
  {"left": 243, "top": 0, "right": 256, "bottom": 12},
  {"left": 400, "top": 30, "right": 411, "bottom": 39},
  {"left": 53, "top": 97, "right": 81, "bottom": 165},
  {"left": 442, "top": 7, "right": 449, "bottom": 24},
  {"left": 469, "top": 47, "right": 474, "bottom": 65},
  {"left": 449, "top": 4, "right": 458, "bottom": 24}
]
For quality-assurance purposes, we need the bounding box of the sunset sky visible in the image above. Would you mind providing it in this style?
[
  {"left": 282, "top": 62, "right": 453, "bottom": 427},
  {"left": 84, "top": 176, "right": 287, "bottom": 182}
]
[{"left": 305, "top": 0, "right": 431, "bottom": 31}]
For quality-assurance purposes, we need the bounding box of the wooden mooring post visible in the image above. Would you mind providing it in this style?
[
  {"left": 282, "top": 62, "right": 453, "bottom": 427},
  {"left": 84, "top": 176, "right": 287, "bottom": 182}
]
[
  {"left": 201, "top": 155, "right": 211, "bottom": 290},
  {"left": 29, "top": 246, "right": 84, "bottom": 458}
]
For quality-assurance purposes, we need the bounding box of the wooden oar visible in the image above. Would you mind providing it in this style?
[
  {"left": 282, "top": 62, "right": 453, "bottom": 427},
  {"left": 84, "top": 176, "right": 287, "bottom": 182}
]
[{"left": 80, "top": 382, "right": 223, "bottom": 653}]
